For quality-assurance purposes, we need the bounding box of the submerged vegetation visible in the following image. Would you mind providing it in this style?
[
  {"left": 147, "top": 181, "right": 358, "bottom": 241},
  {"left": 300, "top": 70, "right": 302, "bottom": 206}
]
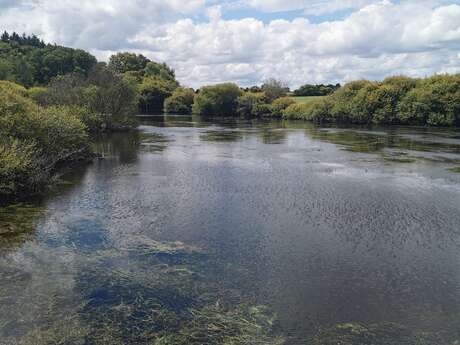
[
  {"left": 0, "top": 226, "right": 284, "bottom": 344},
  {"left": 310, "top": 320, "right": 460, "bottom": 345}
]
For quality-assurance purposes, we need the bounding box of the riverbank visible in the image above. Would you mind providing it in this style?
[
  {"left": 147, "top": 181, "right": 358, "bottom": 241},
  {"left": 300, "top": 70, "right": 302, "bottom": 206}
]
[
  {"left": 0, "top": 80, "right": 138, "bottom": 204},
  {"left": 282, "top": 74, "right": 460, "bottom": 126}
]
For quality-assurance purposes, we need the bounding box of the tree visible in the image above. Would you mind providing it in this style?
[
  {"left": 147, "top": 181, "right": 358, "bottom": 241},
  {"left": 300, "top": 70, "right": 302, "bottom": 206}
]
[
  {"left": 1, "top": 31, "right": 9, "bottom": 43},
  {"left": 164, "top": 88, "right": 195, "bottom": 114},
  {"left": 108, "top": 52, "right": 150, "bottom": 74},
  {"left": 138, "top": 77, "right": 177, "bottom": 113},
  {"left": 0, "top": 59, "right": 12, "bottom": 80},
  {"left": 293, "top": 83, "right": 340, "bottom": 96},
  {"left": 261, "top": 79, "right": 289, "bottom": 103},
  {"left": 144, "top": 61, "right": 176, "bottom": 82},
  {"left": 14, "top": 58, "right": 34, "bottom": 87},
  {"left": 236, "top": 92, "right": 267, "bottom": 117},
  {"left": 192, "top": 83, "right": 242, "bottom": 116},
  {"left": 0, "top": 32, "right": 97, "bottom": 86}
]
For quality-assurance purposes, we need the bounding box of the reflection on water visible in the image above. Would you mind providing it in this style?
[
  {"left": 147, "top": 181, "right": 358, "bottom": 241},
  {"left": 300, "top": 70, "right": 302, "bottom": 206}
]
[{"left": 1, "top": 115, "right": 460, "bottom": 344}]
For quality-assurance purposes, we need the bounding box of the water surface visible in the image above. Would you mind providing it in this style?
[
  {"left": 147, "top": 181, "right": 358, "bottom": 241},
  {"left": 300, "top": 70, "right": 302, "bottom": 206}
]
[{"left": 1, "top": 116, "right": 460, "bottom": 344}]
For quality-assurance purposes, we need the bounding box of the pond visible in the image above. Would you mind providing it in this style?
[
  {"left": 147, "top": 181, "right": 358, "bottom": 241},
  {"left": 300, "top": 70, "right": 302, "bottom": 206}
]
[{"left": 1, "top": 115, "right": 460, "bottom": 344}]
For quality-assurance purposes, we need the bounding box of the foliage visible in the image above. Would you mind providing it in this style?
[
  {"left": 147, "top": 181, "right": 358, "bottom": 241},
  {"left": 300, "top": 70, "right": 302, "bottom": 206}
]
[
  {"left": 145, "top": 61, "right": 176, "bottom": 82},
  {"left": 236, "top": 92, "right": 267, "bottom": 117},
  {"left": 293, "top": 83, "right": 341, "bottom": 96},
  {"left": 0, "top": 31, "right": 97, "bottom": 86},
  {"left": 192, "top": 83, "right": 243, "bottom": 116},
  {"left": 27, "top": 86, "right": 48, "bottom": 104},
  {"left": 138, "top": 77, "right": 178, "bottom": 114},
  {"left": 164, "top": 88, "right": 195, "bottom": 114},
  {"left": 270, "top": 97, "right": 295, "bottom": 117},
  {"left": 108, "top": 52, "right": 150, "bottom": 74},
  {"left": 0, "top": 81, "right": 91, "bottom": 199},
  {"left": 35, "top": 65, "right": 138, "bottom": 131},
  {"left": 283, "top": 97, "right": 331, "bottom": 122},
  {"left": 108, "top": 52, "right": 179, "bottom": 113},
  {"left": 261, "top": 79, "right": 289, "bottom": 103},
  {"left": 398, "top": 74, "right": 460, "bottom": 126},
  {"left": 284, "top": 74, "right": 460, "bottom": 126},
  {"left": 0, "top": 139, "right": 40, "bottom": 197}
]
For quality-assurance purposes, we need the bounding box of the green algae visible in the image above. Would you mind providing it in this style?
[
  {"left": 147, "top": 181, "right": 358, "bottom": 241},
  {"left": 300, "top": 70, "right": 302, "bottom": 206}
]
[
  {"left": 153, "top": 305, "right": 284, "bottom": 345},
  {"left": 0, "top": 204, "right": 44, "bottom": 254},
  {"left": 311, "top": 321, "right": 460, "bottom": 345},
  {"left": 1, "top": 237, "right": 283, "bottom": 345},
  {"left": 448, "top": 167, "right": 460, "bottom": 173},
  {"left": 383, "top": 156, "right": 417, "bottom": 163}
]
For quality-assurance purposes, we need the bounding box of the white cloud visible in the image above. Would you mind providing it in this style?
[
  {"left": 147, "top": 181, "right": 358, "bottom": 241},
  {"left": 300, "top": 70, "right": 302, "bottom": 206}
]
[
  {"left": 0, "top": 0, "right": 459, "bottom": 88},
  {"left": 245, "top": 0, "right": 380, "bottom": 15}
]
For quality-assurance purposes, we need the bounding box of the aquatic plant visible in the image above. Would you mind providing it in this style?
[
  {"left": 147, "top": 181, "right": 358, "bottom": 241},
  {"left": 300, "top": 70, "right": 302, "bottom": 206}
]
[{"left": 0, "top": 235, "right": 283, "bottom": 344}]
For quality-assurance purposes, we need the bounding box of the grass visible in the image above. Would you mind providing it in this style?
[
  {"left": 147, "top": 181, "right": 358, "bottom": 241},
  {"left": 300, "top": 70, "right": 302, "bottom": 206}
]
[{"left": 289, "top": 96, "right": 326, "bottom": 104}]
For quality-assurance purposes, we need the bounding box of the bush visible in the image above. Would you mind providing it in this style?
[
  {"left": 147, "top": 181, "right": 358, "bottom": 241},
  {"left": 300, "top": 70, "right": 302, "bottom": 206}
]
[
  {"left": 0, "top": 81, "right": 91, "bottom": 199},
  {"left": 270, "top": 97, "right": 295, "bottom": 117},
  {"left": 33, "top": 65, "right": 139, "bottom": 130},
  {"left": 398, "top": 74, "right": 460, "bottom": 126},
  {"left": 252, "top": 103, "right": 273, "bottom": 117},
  {"left": 27, "top": 86, "right": 48, "bottom": 105},
  {"left": 283, "top": 98, "right": 331, "bottom": 122},
  {"left": 236, "top": 92, "right": 267, "bottom": 117},
  {"left": 0, "top": 139, "right": 40, "bottom": 197},
  {"left": 0, "top": 80, "right": 36, "bottom": 116},
  {"left": 371, "top": 76, "right": 417, "bottom": 124},
  {"left": 164, "top": 88, "right": 195, "bottom": 114},
  {"left": 192, "top": 83, "right": 242, "bottom": 116},
  {"left": 288, "top": 74, "right": 459, "bottom": 126}
]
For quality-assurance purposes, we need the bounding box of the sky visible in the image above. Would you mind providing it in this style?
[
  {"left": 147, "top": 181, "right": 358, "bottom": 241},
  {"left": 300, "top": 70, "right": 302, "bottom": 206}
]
[{"left": 1, "top": 0, "right": 460, "bottom": 88}]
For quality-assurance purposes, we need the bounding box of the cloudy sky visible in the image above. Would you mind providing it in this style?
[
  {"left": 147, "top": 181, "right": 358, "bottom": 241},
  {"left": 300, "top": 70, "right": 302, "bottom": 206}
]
[{"left": 1, "top": 0, "right": 460, "bottom": 88}]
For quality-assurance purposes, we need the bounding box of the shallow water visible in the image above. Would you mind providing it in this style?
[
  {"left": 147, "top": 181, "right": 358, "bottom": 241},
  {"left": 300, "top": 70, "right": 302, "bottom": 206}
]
[{"left": 1, "top": 116, "right": 460, "bottom": 344}]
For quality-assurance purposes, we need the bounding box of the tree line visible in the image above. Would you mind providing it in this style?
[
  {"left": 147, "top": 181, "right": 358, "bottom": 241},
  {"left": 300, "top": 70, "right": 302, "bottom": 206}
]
[
  {"left": 283, "top": 75, "right": 460, "bottom": 126},
  {"left": 0, "top": 31, "right": 97, "bottom": 86}
]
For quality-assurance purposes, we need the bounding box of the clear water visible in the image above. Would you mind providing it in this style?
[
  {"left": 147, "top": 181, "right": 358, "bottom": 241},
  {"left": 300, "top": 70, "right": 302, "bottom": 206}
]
[{"left": 1, "top": 115, "right": 460, "bottom": 344}]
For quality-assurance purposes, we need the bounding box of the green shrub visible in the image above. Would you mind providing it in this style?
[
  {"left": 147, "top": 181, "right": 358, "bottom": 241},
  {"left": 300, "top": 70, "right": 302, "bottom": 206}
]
[
  {"left": 329, "top": 80, "right": 373, "bottom": 122},
  {"left": 288, "top": 74, "right": 459, "bottom": 126},
  {"left": 164, "top": 88, "right": 195, "bottom": 114},
  {"left": 0, "top": 139, "right": 40, "bottom": 197},
  {"left": 283, "top": 98, "right": 331, "bottom": 122},
  {"left": 192, "top": 83, "right": 242, "bottom": 116},
  {"left": 0, "top": 82, "right": 91, "bottom": 200},
  {"left": 33, "top": 106, "right": 89, "bottom": 160},
  {"left": 0, "top": 80, "right": 36, "bottom": 116},
  {"left": 252, "top": 103, "right": 273, "bottom": 117},
  {"left": 27, "top": 86, "right": 48, "bottom": 105},
  {"left": 236, "top": 92, "right": 267, "bottom": 117},
  {"left": 371, "top": 76, "right": 418, "bottom": 124},
  {"left": 270, "top": 97, "right": 295, "bottom": 117},
  {"left": 34, "top": 66, "right": 139, "bottom": 130},
  {"left": 398, "top": 74, "right": 460, "bottom": 126}
]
